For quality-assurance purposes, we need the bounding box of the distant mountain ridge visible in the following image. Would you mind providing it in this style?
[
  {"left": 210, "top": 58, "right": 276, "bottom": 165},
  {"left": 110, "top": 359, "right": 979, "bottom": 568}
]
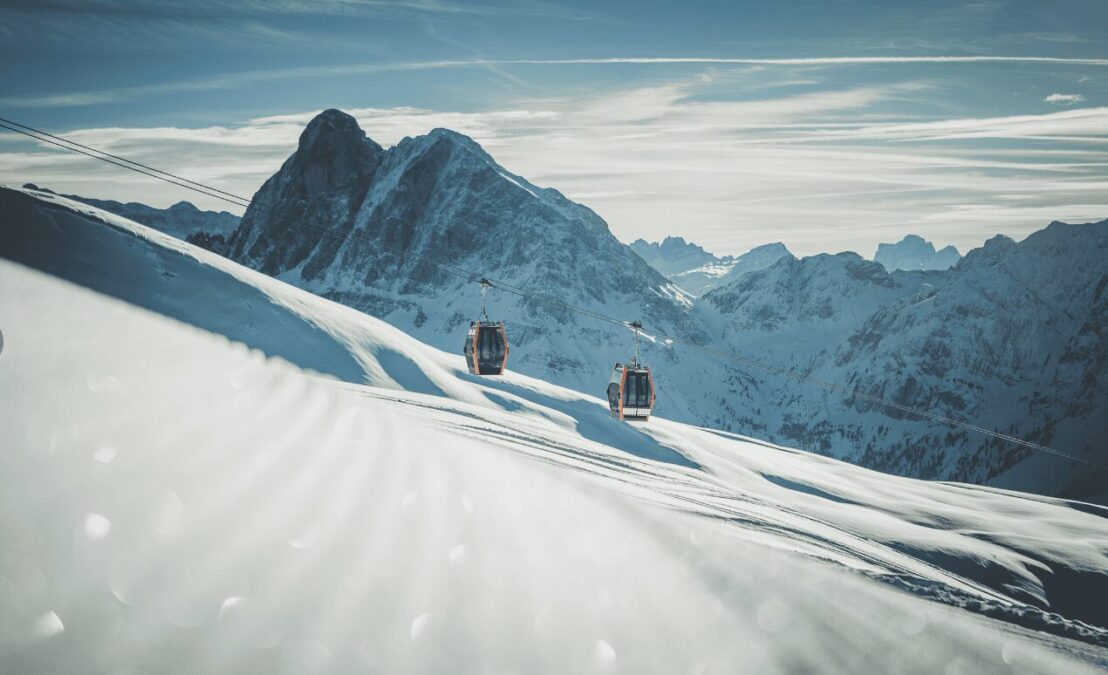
[
  {"left": 630, "top": 236, "right": 721, "bottom": 276},
  {"left": 22, "top": 183, "right": 239, "bottom": 243},
  {"left": 631, "top": 236, "right": 792, "bottom": 296},
  {"left": 875, "top": 234, "right": 961, "bottom": 271}
]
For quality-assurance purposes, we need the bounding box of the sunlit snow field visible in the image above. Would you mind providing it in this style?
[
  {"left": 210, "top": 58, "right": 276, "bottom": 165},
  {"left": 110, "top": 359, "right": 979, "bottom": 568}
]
[{"left": 2, "top": 186, "right": 1107, "bottom": 673}]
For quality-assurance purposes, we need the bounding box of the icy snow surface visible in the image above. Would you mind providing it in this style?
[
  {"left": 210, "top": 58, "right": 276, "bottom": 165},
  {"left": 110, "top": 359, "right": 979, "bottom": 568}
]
[{"left": 2, "top": 186, "right": 1107, "bottom": 673}]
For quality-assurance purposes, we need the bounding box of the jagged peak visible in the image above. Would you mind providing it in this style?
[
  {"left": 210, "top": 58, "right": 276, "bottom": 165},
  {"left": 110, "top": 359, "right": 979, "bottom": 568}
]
[
  {"left": 297, "top": 108, "right": 382, "bottom": 155},
  {"left": 386, "top": 127, "right": 500, "bottom": 174},
  {"left": 897, "top": 234, "right": 927, "bottom": 244},
  {"left": 876, "top": 235, "right": 936, "bottom": 253},
  {"left": 746, "top": 242, "right": 790, "bottom": 256},
  {"left": 982, "top": 233, "right": 1016, "bottom": 249},
  {"left": 424, "top": 127, "right": 495, "bottom": 161}
]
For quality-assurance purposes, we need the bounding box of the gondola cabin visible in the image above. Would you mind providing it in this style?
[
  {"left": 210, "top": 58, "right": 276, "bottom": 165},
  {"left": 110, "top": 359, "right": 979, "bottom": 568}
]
[
  {"left": 464, "top": 320, "right": 509, "bottom": 375},
  {"left": 607, "top": 363, "right": 655, "bottom": 421}
]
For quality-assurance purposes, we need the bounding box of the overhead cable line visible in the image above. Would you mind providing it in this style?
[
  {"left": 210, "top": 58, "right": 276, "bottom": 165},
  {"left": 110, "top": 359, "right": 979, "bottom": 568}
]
[
  {"left": 2, "top": 117, "right": 1101, "bottom": 469},
  {"left": 0, "top": 117, "right": 252, "bottom": 206},
  {"left": 0, "top": 120, "right": 251, "bottom": 208}
]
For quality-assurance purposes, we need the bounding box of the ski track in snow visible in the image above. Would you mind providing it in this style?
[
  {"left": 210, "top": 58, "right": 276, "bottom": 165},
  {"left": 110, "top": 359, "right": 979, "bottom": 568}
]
[{"left": 2, "top": 185, "right": 1108, "bottom": 673}]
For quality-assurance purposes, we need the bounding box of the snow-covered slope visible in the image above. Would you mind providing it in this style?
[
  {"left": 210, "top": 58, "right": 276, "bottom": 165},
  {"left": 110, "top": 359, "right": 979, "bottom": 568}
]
[
  {"left": 3, "top": 185, "right": 1108, "bottom": 673},
  {"left": 875, "top": 234, "right": 961, "bottom": 272}
]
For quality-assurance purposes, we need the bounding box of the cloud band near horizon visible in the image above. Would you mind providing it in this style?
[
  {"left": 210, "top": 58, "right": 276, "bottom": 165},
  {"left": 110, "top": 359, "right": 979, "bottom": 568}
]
[{"left": 4, "top": 54, "right": 1108, "bottom": 108}]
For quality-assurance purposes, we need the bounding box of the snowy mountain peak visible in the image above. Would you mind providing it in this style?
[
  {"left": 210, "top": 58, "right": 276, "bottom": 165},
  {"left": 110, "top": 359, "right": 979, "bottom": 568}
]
[
  {"left": 222, "top": 109, "right": 695, "bottom": 394},
  {"left": 704, "top": 249, "right": 917, "bottom": 333},
  {"left": 874, "top": 234, "right": 961, "bottom": 271},
  {"left": 298, "top": 108, "right": 376, "bottom": 151},
  {"left": 964, "top": 233, "right": 1017, "bottom": 263},
  {"left": 748, "top": 241, "right": 790, "bottom": 256},
  {"left": 294, "top": 109, "right": 385, "bottom": 176},
  {"left": 630, "top": 235, "right": 719, "bottom": 276},
  {"left": 426, "top": 126, "right": 488, "bottom": 153}
]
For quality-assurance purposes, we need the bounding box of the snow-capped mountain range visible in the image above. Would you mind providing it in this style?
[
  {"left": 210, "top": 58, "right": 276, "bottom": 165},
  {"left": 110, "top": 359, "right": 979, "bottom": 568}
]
[
  {"left": 874, "top": 234, "right": 962, "bottom": 271},
  {"left": 629, "top": 236, "right": 722, "bottom": 276},
  {"left": 21, "top": 183, "right": 240, "bottom": 243},
  {"left": 20, "top": 109, "right": 1105, "bottom": 502},
  {"left": 223, "top": 109, "right": 703, "bottom": 405},
  {"left": 629, "top": 237, "right": 792, "bottom": 296},
  {"left": 2, "top": 184, "right": 1107, "bottom": 672}
]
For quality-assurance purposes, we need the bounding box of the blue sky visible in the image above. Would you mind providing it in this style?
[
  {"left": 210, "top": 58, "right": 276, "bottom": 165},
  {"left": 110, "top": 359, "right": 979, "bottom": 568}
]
[{"left": 1, "top": 0, "right": 1106, "bottom": 256}]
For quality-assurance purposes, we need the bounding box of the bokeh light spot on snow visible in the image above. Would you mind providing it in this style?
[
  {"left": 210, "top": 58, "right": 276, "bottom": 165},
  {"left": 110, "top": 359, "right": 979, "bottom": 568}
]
[
  {"left": 217, "top": 596, "right": 281, "bottom": 648},
  {"left": 449, "top": 544, "right": 469, "bottom": 565},
  {"left": 83, "top": 513, "right": 112, "bottom": 539},
  {"left": 108, "top": 553, "right": 147, "bottom": 605},
  {"left": 595, "top": 639, "right": 617, "bottom": 670},
  {"left": 460, "top": 493, "right": 475, "bottom": 514},
  {"left": 218, "top": 596, "right": 246, "bottom": 623},
  {"left": 33, "top": 611, "right": 64, "bottom": 639},
  {"left": 410, "top": 613, "right": 432, "bottom": 644},
  {"left": 93, "top": 444, "right": 118, "bottom": 463}
]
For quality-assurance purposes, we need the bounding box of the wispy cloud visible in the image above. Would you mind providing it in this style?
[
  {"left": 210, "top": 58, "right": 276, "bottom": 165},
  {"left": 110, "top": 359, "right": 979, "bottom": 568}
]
[
  {"left": 3, "top": 0, "right": 594, "bottom": 20},
  {"left": 4, "top": 54, "right": 1108, "bottom": 108},
  {"left": 1044, "top": 93, "right": 1086, "bottom": 105}
]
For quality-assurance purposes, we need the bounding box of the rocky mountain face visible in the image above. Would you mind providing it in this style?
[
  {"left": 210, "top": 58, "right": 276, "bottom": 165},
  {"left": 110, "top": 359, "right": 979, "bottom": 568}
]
[
  {"left": 22, "top": 183, "right": 240, "bottom": 243},
  {"left": 219, "top": 109, "right": 1107, "bottom": 501},
  {"left": 708, "top": 242, "right": 792, "bottom": 290},
  {"left": 875, "top": 234, "right": 961, "bottom": 271},
  {"left": 630, "top": 236, "right": 721, "bottom": 276},
  {"left": 225, "top": 109, "right": 704, "bottom": 400},
  {"left": 833, "top": 223, "right": 1108, "bottom": 496},
  {"left": 696, "top": 227, "right": 1107, "bottom": 498}
]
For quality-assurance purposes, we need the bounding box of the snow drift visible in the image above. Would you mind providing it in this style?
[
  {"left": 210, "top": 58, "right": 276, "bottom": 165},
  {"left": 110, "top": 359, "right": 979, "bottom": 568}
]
[{"left": 2, "top": 185, "right": 1107, "bottom": 673}]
